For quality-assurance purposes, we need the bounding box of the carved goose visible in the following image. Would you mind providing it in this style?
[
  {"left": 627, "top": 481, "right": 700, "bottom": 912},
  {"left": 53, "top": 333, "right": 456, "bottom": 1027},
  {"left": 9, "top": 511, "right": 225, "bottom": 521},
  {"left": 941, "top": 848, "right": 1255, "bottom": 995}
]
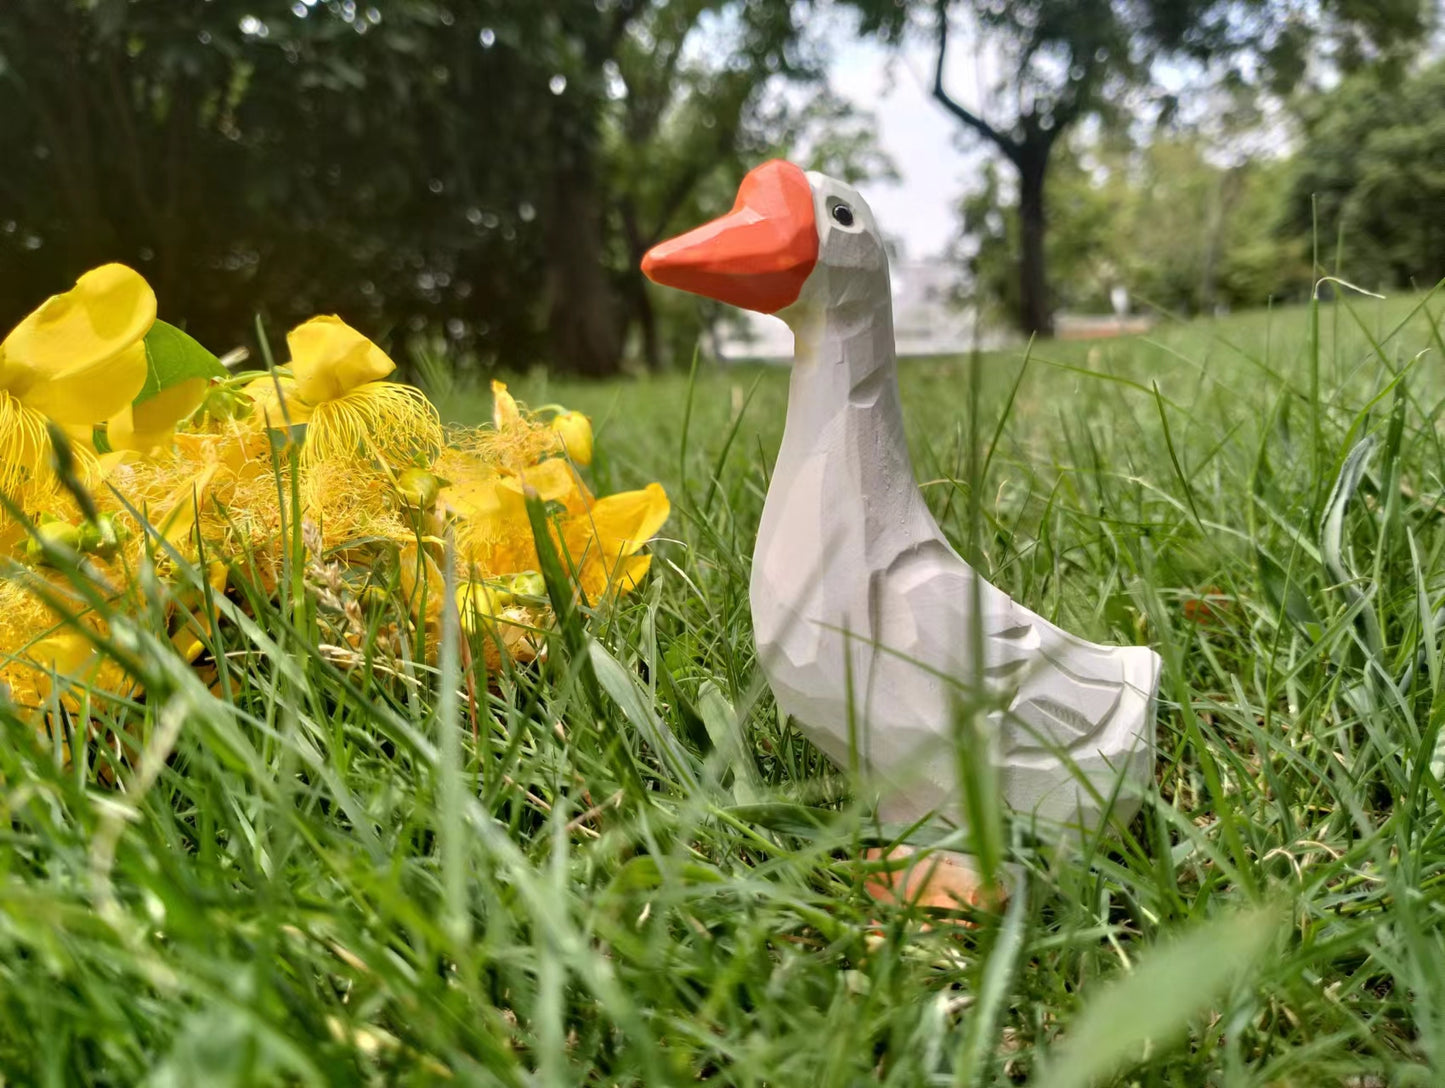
[{"left": 642, "top": 161, "right": 1159, "bottom": 905}]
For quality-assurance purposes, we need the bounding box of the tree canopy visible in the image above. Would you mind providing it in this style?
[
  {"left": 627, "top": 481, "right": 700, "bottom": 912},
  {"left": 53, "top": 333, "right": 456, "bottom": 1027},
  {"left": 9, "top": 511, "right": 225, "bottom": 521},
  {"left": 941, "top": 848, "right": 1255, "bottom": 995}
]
[
  {"left": 0, "top": 0, "right": 865, "bottom": 375},
  {"left": 846, "top": 0, "right": 1430, "bottom": 335},
  {"left": 1288, "top": 60, "right": 1445, "bottom": 293},
  {"left": 960, "top": 135, "right": 1309, "bottom": 324}
]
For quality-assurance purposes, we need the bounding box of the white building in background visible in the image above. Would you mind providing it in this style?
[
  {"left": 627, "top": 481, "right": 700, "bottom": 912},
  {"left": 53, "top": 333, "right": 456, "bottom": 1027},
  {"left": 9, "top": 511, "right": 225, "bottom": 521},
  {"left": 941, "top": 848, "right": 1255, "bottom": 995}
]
[{"left": 714, "top": 259, "right": 1009, "bottom": 362}]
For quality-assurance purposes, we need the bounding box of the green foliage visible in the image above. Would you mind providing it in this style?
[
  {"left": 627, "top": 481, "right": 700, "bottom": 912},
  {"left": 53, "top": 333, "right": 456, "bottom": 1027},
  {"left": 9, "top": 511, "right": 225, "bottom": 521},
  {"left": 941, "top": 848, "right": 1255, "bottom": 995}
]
[
  {"left": 1, "top": 0, "right": 554, "bottom": 360},
  {"left": 847, "top": 0, "right": 1428, "bottom": 334},
  {"left": 1290, "top": 60, "right": 1445, "bottom": 291},
  {"left": 961, "top": 137, "right": 1312, "bottom": 322},
  {"left": 0, "top": 0, "right": 875, "bottom": 376}
]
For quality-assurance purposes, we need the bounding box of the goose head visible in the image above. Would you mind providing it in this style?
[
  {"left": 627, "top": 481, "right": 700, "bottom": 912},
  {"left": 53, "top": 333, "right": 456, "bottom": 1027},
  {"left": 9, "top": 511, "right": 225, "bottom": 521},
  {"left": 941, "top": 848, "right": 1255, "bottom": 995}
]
[{"left": 641, "top": 160, "right": 888, "bottom": 326}]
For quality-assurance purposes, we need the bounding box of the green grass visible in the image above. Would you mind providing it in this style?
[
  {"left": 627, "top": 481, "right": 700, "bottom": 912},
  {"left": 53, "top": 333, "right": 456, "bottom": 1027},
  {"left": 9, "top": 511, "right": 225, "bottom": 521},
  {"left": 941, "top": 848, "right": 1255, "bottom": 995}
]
[{"left": 6, "top": 286, "right": 1445, "bottom": 1084}]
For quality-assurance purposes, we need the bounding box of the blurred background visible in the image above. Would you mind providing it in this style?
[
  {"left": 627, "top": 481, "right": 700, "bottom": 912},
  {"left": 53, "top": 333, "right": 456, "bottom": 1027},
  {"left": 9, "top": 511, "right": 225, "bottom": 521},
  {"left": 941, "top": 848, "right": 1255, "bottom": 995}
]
[{"left": 0, "top": 0, "right": 1439, "bottom": 377}]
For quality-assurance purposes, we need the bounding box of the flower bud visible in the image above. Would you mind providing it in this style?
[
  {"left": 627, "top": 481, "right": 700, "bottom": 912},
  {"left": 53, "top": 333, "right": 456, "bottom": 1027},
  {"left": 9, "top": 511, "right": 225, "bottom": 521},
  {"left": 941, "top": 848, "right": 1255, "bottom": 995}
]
[
  {"left": 396, "top": 467, "right": 440, "bottom": 510},
  {"left": 26, "top": 520, "right": 82, "bottom": 565},
  {"left": 359, "top": 586, "right": 392, "bottom": 613},
  {"left": 506, "top": 571, "right": 546, "bottom": 599},
  {"left": 77, "top": 513, "right": 124, "bottom": 558},
  {"left": 550, "top": 410, "right": 593, "bottom": 466},
  {"left": 456, "top": 580, "right": 508, "bottom": 635}
]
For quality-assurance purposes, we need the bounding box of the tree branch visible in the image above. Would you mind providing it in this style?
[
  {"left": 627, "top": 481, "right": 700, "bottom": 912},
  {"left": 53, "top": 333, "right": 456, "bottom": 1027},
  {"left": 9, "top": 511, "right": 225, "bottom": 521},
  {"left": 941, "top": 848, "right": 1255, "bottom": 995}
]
[
  {"left": 932, "top": 0, "right": 1021, "bottom": 163},
  {"left": 1046, "top": 58, "right": 1097, "bottom": 143}
]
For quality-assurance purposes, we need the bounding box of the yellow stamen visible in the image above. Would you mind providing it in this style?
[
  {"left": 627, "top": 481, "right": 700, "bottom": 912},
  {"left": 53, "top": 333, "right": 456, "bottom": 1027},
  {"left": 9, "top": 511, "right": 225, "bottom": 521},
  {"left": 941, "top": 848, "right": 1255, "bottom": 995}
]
[
  {"left": 0, "top": 389, "right": 100, "bottom": 510},
  {"left": 304, "top": 381, "right": 443, "bottom": 470}
]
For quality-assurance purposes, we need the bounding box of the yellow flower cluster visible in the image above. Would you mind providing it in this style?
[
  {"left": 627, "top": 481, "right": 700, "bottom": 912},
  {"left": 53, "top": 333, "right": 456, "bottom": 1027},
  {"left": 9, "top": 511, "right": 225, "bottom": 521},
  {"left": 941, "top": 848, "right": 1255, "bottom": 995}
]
[{"left": 0, "top": 265, "right": 669, "bottom": 729}]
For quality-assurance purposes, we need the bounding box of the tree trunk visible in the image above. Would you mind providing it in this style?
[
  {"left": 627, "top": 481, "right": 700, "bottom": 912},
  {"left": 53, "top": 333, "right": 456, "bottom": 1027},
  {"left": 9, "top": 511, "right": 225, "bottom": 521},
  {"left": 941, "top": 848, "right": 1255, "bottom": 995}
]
[
  {"left": 619, "top": 202, "right": 662, "bottom": 371},
  {"left": 1199, "top": 165, "right": 1244, "bottom": 314},
  {"left": 544, "top": 156, "right": 626, "bottom": 377},
  {"left": 1016, "top": 149, "right": 1053, "bottom": 337},
  {"left": 632, "top": 273, "right": 661, "bottom": 371}
]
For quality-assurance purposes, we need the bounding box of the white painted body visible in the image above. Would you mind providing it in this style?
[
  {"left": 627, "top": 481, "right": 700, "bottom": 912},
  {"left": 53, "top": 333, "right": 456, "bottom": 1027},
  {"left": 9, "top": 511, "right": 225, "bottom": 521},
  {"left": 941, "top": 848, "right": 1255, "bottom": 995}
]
[{"left": 751, "top": 172, "right": 1160, "bottom": 835}]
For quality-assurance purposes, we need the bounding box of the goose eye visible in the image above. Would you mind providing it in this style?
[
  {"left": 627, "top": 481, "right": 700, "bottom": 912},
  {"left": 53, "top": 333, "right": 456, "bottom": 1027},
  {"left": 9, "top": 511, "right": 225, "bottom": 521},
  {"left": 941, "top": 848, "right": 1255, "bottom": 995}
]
[{"left": 831, "top": 203, "right": 855, "bottom": 227}]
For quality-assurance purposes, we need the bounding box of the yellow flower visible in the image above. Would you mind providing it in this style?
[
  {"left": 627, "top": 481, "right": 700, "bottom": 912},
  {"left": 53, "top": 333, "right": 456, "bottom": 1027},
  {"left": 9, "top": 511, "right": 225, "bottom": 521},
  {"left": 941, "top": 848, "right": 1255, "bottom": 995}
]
[
  {"left": 438, "top": 387, "right": 668, "bottom": 617},
  {"left": 550, "top": 410, "right": 593, "bottom": 466},
  {"left": 252, "top": 316, "right": 442, "bottom": 470},
  {"left": 486, "top": 383, "right": 593, "bottom": 467},
  {"left": 442, "top": 467, "right": 539, "bottom": 575},
  {"left": 1, "top": 628, "right": 104, "bottom": 712},
  {"left": 243, "top": 373, "right": 311, "bottom": 429},
  {"left": 442, "top": 454, "right": 590, "bottom": 576},
  {"left": 441, "top": 449, "right": 668, "bottom": 606},
  {"left": 168, "top": 560, "right": 230, "bottom": 663},
  {"left": 0, "top": 264, "right": 155, "bottom": 502},
  {"left": 562, "top": 483, "right": 670, "bottom": 602},
  {"left": 486, "top": 381, "right": 573, "bottom": 472}
]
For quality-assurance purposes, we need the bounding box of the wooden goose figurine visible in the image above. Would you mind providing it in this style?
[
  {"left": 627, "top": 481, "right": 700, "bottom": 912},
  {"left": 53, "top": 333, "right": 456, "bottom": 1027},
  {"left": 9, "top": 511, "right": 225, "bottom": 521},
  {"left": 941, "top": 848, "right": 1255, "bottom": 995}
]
[{"left": 642, "top": 161, "right": 1160, "bottom": 906}]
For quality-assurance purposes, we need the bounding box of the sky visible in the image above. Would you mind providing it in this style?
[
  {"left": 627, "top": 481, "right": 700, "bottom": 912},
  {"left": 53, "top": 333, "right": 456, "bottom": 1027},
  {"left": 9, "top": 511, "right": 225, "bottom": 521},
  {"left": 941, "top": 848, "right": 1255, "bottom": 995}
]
[{"left": 825, "top": 34, "right": 993, "bottom": 262}]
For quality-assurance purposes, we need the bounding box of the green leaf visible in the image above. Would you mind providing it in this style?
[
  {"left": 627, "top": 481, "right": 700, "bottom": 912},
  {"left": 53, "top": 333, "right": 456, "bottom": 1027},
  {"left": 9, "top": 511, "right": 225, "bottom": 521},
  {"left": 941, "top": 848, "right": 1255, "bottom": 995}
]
[
  {"left": 1255, "top": 546, "right": 1321, "bottom": 632},
  {"left": 1320, "top": 434, "right": 1384, "bottom": 657},
  {"left": 723, "top": 803, "right": 835, "bottom": 839},
  {"left": 1042, "top": 904, "right": 1284, "bottom": 1088},
  {"left": 1320, "top": 433, "right": 1377, "bottom": 585},
  {"left": 655, "top": 654, "right": 713, "bottom": 754},
  {"left": 588, "top": 638, "right": 699, "bottom": 792},
  {"left": 698, "top": 680, "right": 762, "bottom": 803},
  {"left": 140, "top": 320, "right": 227, "bottom": 404}
]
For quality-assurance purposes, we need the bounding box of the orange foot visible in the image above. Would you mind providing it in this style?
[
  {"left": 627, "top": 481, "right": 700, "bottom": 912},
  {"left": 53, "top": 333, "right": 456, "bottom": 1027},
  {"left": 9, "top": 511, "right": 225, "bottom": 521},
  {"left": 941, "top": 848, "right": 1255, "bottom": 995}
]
[{"left": 862, "top": 845, "right": 1006, "bottom": 915}]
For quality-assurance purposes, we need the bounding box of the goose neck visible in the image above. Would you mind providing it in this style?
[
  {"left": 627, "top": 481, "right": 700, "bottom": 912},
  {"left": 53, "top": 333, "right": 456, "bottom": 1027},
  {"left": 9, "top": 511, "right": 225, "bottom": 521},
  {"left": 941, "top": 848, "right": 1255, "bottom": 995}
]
[{"left": 781, "top": 295, "right": 905, "bottom": 453}]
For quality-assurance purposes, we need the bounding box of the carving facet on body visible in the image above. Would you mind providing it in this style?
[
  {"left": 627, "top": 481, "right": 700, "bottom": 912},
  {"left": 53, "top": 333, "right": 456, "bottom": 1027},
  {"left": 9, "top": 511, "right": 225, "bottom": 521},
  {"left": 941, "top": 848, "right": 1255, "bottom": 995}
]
[{"left": 643, "top": 160, "right": 1161, "bottom": 884}]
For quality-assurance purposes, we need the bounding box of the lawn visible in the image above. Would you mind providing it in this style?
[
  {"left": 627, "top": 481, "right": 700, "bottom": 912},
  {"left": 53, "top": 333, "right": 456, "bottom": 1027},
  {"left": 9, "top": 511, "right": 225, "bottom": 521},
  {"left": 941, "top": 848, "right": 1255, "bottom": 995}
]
[{"left": 4, "top": 287, "right": 1445, "bottom": 1085}]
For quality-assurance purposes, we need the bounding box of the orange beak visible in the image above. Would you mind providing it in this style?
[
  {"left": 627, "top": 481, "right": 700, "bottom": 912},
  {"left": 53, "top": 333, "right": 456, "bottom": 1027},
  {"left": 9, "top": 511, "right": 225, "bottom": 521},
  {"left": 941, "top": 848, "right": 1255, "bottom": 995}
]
[{"left": 641, "top": 160, "right": 818, "bottom": 314}]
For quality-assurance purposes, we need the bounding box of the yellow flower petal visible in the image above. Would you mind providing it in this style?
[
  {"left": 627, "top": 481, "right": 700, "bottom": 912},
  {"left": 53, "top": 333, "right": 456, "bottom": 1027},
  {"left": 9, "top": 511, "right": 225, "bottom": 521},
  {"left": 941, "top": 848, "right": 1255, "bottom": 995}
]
[
  {"left": 443, "top": 472, "right": 542, "bottom": 577},
  {"left": 0, "top": 519, "right": 24, "bottom": 553},
  {"left": 90, "top": 450, "right": 133, "bottom": 484},
  {"left": 17, "top": 340, "right": 148, "bottom": 426},
  {"left": 491, "top": 380, "right": 522, "bottom": 429},
  {"left": 287, "top": 316, "right": 395, "bottom": 405},
  {"left": 108, "top": 377, "right": 209, "bottom": 453},
  {"left": 444, "top": 473, "right": 526, "bottom": 523},
  {"left": 152, "top": 463, "right": 221, "bottom": 550},
  {"left": 580, "top": 553, "right": 653, "bottom": 602},
  {"left": 27, "top": 630, "right": 100, "bottom": 699},
  {"left": 562, "top": 483, "right": 668, "bottom": 604},
  {"left": 0, "top": 264, "right": 156, "bottom": 385},
  {"left": 171, "top": 560, "right": 228, "bottom": 662},
  {"left": 58, "top": 422, "right": 99, "bottom": 452},
  {"left": 512, "top": 458, "right": 586, "bottom": 506},
  {"left": 173, "top": 428, "right": 271, "bottom": 476},
  {"left": 580, "top": 483, "right": 670, "bottom": 558},
  {"left": 398, "top": 542, "right": 445, "bottom": 621}
]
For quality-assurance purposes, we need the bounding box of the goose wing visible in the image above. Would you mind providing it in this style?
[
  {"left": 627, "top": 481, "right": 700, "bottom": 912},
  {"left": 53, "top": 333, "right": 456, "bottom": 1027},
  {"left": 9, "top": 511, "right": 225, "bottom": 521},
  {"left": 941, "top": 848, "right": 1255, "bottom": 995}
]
[{"left": 874, "top": 544, "right": 1158, "bottom": 826}]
